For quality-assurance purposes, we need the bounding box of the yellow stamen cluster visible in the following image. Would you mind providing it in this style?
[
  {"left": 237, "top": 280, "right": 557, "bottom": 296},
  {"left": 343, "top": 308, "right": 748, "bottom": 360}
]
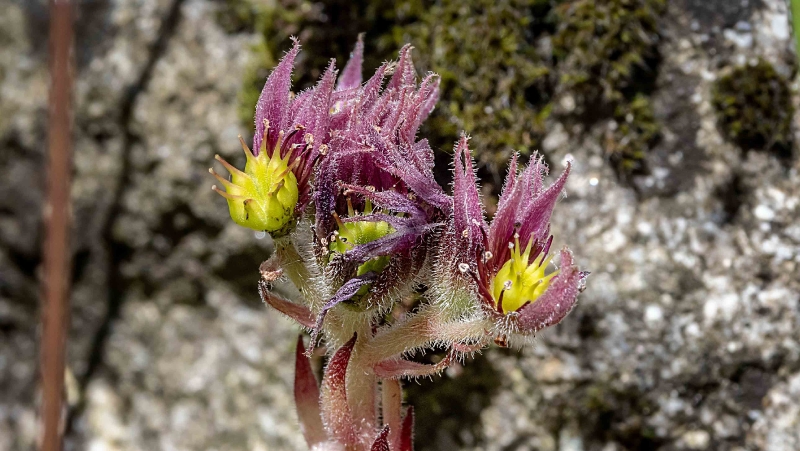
[
  {"left": 210, "top": 133, "right": 299, "bottom": 237},
  {"left": 490, "top": 235, "right": 559, "bottom": 314}
]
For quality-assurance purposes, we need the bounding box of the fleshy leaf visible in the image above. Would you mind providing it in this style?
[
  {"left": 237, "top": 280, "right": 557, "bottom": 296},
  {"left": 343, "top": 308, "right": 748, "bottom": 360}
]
[
  {"left": 370, "top": 426, "right": 391, "bottom": 451},
  {"left": 321, "top": 334, "right": 359, "bottom": 447},
  {"left": 399, "top": 406, "right": 414, "bottom": 451},
  {"left": 382, "top": 379, "right": 402, "bottom": 450},
  {"left": 295, "top": 336, "right": 326, "bottom": 447},
  {"left": 258, "top": 281, "right": 315, "bottom": 329}
]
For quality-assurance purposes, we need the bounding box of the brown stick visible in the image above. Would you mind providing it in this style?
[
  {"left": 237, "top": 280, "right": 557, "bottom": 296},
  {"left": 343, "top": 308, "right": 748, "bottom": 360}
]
[{"left": 40, "top": 1, "right": 74, "bottom": 450}]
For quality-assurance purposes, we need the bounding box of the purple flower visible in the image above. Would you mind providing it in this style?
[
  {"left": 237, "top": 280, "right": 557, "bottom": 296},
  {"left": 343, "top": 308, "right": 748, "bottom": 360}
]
[
  {"left": 310, "top": 45, "right": 448, "bottom": 335},
  {"left": 447, "top": 137, "right": 586, "bottom": 338}
]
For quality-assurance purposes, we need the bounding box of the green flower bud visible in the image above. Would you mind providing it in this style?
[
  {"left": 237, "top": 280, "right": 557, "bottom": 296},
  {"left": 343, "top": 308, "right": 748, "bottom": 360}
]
[
  {"left": 328, "top": 199, "right": 395, "bottom": 297},
  {"left": 210, "top": 135, "right": 299, "bottom": 237}
]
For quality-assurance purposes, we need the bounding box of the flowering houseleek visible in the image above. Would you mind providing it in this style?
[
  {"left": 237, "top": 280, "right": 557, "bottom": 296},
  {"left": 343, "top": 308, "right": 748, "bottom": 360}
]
[
  {"left": 215, "top": 38, "right": 588, "bottom": 451},
  {"left": 444, "top": 137, "right": 586, "bottom": 344}
]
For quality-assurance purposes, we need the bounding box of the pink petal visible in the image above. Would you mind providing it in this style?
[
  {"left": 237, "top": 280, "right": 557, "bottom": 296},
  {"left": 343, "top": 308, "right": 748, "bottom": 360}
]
[
  {"left": 516, "top": 248, "right": 582, "bottom": 333},
  {"left": 452, "top": 136, "right": 487, "bottom": 270},
  {"left": 254, "top": 39, "right": 300, "bottom": 154},
  {"left": 516, "top": 162, "right": 571, "bottom": 247},
  {"left": 338, "top": 34, "right": 364, "bottom": 91},
  {"left": 388, "top": 45, "right": 415, "bottom": 90}
]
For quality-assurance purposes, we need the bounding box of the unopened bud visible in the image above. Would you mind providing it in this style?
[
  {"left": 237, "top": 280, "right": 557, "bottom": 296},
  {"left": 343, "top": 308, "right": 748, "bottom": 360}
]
[{"left": 211, "top": 137, "right": 299, "bottom": 237}]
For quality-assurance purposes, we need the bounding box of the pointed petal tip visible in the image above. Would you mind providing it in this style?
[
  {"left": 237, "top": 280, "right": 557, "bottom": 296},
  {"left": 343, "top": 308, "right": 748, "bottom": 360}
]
[
  {"left": 338, "top": 36, "right": 364, "bottom": 91},
  {"left": 370, "top": 426, "right": 391, "bottom": 451}
]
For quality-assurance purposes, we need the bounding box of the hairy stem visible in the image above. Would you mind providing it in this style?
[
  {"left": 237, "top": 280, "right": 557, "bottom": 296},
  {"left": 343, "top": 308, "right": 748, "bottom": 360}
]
[
  {"left": 274, "top": 237, "right": 317, "bottom": 303},
  {"left": 362, "top": 307, "right": 491, "bottom": 365}
]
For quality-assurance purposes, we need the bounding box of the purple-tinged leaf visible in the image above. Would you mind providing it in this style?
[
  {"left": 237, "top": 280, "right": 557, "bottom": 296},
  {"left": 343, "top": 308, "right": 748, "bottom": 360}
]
[
  {"left": 258, "top": 281, "right": 315, "bottom": 329},
  {"left": 311, "top": 273, "right": 377, "bottom": 348},
  {"left": 373, "top": 353, "right": 453, "bottom": 379},
  {"left": 294, "top": 336, "right": 326, "bottom": 447},
  {"left": 371, "top": 426, "right": 391, "bottom": 451},
  {"left": 321, "top": 334, "right": 359, "bottom": 447},
  {"left": 399, "top": 406, "right": 414, "bottom": 451}
]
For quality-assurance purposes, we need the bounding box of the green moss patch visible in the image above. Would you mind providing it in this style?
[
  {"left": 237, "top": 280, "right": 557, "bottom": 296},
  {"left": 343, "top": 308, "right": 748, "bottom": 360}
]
[{"left": 712, "top": 59, "right": 794, "bottom": 159}]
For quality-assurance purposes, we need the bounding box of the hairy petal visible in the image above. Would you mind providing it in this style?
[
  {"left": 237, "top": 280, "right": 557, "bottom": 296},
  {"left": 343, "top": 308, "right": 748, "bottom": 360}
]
[
  {"left": 452, "top": 136, "right": 486, "bottom": 269},
  {"left": 516, "top": 248, "right": 582, "bottom": 333},
  {"left": 516, "top": 162, "right": 570, "bottom": 244},
  {"left": 338, "top": 35, "right": 364, "bottom": 91},
  {"left": 295, "top": 336, "right": 326, "bottom": 447},
  {"left": 388, "top": 44, "right": 416, "bottom": 91},
  {"left": 401, "top": 73, "right": 440, "bottom": 144},
  {"left": 494, "top": 152, "right": 519, "bottom": 215},
  {"left": 340, "top": 184, "right": 425, "bottom": 216},
  {"left": 341, "top": 213, "right": 412, "bottom": 231},
  {"left": 321, "top": 335, "right": 359, "bottom": 447},
  {"left": 296, "top": 60, "right": 336, "bottom": 149},
  {"left": 254, "top": 39, "right": 300, "bottom": 153}
]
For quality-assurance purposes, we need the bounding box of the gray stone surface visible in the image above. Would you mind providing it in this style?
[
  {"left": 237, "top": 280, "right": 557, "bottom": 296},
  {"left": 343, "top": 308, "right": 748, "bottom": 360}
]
[{"left": 1, "top": 0, "right": 799, "bottom": 450}]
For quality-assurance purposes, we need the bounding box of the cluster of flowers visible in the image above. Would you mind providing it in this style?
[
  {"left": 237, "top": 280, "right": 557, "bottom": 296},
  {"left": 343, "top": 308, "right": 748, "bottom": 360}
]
[{"left": 211, "top": 37, "right": 587, "bottom": 451}]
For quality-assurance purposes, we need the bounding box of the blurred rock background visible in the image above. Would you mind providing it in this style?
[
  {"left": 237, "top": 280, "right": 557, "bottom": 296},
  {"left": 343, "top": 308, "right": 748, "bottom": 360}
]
[{"left": 1, "top": 0, "right": 799, "bottom": 450}]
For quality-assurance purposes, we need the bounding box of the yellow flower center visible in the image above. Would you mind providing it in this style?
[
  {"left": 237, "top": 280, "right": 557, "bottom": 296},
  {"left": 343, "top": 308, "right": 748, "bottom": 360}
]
[
  {"left": 329, "top": 199, "right": 395, "bottom": 295},
  {"left": 210, "top": 132, "right": 299, "bottom": 237},
  {"left": 490, "top": 235, "right": 559, "bottom": 314}
]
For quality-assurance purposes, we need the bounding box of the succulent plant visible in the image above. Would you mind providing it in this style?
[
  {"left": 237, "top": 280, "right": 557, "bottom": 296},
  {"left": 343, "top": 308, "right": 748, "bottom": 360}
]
[{"left": 212, "top": 39, "right": 587, "bottom": 450}]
